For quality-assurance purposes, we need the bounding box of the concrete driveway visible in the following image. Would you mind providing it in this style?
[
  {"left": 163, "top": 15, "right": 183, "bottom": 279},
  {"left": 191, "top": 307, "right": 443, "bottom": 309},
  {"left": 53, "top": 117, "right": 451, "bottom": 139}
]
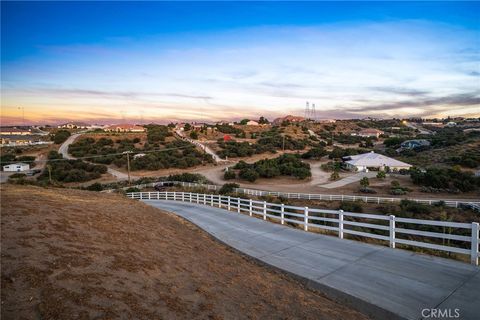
[{"left": 142, "top": 200, "right": 480, "bottom": 320}]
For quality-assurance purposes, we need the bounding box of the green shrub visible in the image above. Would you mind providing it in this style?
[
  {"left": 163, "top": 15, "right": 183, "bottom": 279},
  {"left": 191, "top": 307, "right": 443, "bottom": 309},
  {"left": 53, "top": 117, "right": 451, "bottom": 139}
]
[
  {"left": 339, "top": 201, "right": 363, "bottom": 213},
  {"left": 360, "top": 177, "right": 369, "bottom": 188},
  {"left": 239, "top": 168, "right": 259, "bottom": 182},
  {"left": 86, "top": 183, "right": 103, "bottom": 191},
  {"left": 224, "top": 170, "right": 236, "bottom": 180},
  {"left": 9, "top": 173, "right": 26, "bottom": 179},
  {"left": 219, "top": 183, "right": 239, "bottom": 195},
  {"left": 376, "top": 171, "right": 386, "bottom": 179},
  {"left": 125, "top": 187, "right": 141, "bottom": 193},
  {"left": 330, "top": 171, "right": 340, "bottom": 181}
]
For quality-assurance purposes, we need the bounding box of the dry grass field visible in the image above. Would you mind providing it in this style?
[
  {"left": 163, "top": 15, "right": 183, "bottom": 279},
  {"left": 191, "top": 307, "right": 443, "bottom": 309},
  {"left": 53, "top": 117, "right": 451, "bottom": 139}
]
[{"left": 1, "top": 185, "right": 369, "bottom": 320}]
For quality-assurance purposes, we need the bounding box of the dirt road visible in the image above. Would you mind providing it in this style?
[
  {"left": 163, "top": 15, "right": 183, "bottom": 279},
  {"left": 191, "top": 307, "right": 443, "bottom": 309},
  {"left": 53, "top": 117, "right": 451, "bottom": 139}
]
[{"left": 1, "top": 185, "right": 368, "bottom": 320}]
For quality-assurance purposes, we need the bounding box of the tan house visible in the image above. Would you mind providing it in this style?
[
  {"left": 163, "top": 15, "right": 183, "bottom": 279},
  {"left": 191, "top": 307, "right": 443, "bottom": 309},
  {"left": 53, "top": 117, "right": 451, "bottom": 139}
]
[
  {"left": 246, "top": 120, "right": 259, "bottom": 126},
  {"left": 104, "top": 124, "right": 145, "bottom": 133},
  {"left": 58, "top": 122, "right": 90, "bottom": 129},
  {"left": 357, "top": 128, "right": 384, "bottom": 138},
  {"left": 0, "top": 127, "right": 32, "bottom": 135}
]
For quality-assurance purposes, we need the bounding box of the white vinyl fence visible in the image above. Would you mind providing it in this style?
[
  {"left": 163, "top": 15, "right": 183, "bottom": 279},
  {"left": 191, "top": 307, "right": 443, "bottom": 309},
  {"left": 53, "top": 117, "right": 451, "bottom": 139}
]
[
  {"left": 115, "top": 180, "right": 480, "bottom": 210},
  {"left": 126, "top": 191, "right": 480, "bottom": 265}
]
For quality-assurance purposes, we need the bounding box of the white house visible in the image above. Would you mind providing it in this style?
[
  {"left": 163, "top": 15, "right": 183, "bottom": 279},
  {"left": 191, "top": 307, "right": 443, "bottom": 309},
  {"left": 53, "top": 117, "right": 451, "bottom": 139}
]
[
  {"left": 343, "top": 151, "right": 412, "bottom": 172},
  {"left": 246, "top": 120, "right": 259, "bottom": 126},
  {"left": 3, "top": 163, "right": 30, "bottom": 172}
]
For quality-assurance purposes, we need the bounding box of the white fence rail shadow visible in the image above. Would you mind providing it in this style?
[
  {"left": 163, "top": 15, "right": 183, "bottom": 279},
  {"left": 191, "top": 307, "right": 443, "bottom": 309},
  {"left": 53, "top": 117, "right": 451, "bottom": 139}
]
[
  {"left": 126, "top": 191, "right": 480, "bottom": 265},
  {"left": 112, "top": 180, "right": 480, "bottom": 210}
]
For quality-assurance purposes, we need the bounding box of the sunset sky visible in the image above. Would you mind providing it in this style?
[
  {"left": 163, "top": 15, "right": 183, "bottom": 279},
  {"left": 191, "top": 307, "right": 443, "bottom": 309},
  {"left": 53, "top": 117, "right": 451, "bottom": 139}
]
[{"left": 1, "top": 1, "right": 479, "bottom": 125}]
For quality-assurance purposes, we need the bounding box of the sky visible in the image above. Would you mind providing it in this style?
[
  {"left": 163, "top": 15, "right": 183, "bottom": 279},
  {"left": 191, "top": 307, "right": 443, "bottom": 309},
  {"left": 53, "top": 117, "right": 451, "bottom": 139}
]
[{"left": 1, "top": 1, "right": 479, "bottom": 125}]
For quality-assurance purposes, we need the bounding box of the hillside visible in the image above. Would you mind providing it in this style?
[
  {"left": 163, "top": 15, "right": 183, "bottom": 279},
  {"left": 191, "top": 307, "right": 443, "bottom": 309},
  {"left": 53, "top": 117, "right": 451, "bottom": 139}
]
[{"left": 1, "top": 185, "right": 368, "bottom": 320}]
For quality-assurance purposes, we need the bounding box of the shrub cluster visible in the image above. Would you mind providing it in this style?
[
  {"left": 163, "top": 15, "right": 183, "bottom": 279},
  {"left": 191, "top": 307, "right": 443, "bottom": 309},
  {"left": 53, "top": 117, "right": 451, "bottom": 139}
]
[
  {"left": 233, "top": 154, "right": 311, "bottom": 182},
  {"left": 52, "top": 130, "right": 71, "bottom": 144},
  {"left": 410, "top": 167, "right": 480, "bottom": 192},
  {"left": 38, "top": 151, "right": 107, "bottom": 183}
]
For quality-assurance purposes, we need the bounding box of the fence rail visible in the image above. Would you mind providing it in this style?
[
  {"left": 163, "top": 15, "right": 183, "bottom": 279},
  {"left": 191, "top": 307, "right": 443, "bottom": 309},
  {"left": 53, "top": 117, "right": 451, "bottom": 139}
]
[
  {"left": 111, "top": 180, "right": 480, "bottom": 210},
  {"left": 126, "top": 191, "right": 480, "bottom": 265}
]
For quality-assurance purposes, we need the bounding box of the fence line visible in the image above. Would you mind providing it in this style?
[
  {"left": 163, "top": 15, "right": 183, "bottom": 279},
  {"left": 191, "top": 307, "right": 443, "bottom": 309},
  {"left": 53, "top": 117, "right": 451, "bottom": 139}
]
[
  {"left": 126, "top": 191, "right": 479, "bottom": 265},
  {"left": 110, "top": 180, "right": 480, "bottom": 210}
]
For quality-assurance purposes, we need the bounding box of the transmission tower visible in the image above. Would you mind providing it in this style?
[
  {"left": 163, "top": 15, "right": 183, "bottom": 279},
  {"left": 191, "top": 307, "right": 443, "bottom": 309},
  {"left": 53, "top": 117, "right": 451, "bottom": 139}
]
[
  {"left": 305, "top": 101, "right": 310, "bottom": 119},
  {"left": 311, "top": 103, "right": 316, "bottom": 122}
]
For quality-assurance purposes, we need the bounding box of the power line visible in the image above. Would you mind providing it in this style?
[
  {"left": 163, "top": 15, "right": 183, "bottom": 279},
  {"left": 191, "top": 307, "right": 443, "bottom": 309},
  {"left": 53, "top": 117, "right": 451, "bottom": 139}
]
[{"left": 1, "top": 145, "right": 195, "bottom": 164}]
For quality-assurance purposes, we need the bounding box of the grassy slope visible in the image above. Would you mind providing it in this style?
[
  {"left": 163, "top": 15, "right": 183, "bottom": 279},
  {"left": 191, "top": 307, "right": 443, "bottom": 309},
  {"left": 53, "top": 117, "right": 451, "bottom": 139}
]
[{"left": 1, "top": 185, "right": 368, "bottom": 320}]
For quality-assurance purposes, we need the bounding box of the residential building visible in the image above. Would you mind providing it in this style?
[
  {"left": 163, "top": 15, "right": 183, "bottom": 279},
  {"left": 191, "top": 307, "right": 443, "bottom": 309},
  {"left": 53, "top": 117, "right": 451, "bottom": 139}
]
[
  {"left": 104, "top": 124, "right": 146, "bottom": 132},
  {"left": 58, "top": 122, "right": 89, "bottom": 129},
  {"left": 3, "top": 163, "right": 30, "bottom": 172},
  {"left": 357, "top": 128, "right": 384, "bottom": 138},
  {"left": 246, "top": 120, "right": 259, "bottom": 126},
  {"left": 0, "top": 127, "right": 32, "bottom": 135},
  {"left": 342, "top": 151, "right": 412, "bottom": 172},
  {"left": 446, "top": 122, "right": 457, "bottom": 127}
]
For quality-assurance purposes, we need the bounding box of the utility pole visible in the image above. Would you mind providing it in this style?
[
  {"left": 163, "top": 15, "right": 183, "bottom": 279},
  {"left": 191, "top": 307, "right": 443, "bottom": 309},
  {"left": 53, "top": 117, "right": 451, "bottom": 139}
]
[
  {"left": 46, "top": 165, "right": 52, "bottom": 184},
  {"left": 282, "top": 134, "right": 285, "bottom": 151},
  {"left": 123, "top": 151, "right": 132, "bottom": 184}
]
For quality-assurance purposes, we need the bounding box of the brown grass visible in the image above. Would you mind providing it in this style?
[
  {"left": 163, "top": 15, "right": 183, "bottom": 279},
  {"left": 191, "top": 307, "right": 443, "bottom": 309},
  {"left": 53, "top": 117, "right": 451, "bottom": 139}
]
[{"left": 1, "top": 185, "right": 369, "bottom": 320}]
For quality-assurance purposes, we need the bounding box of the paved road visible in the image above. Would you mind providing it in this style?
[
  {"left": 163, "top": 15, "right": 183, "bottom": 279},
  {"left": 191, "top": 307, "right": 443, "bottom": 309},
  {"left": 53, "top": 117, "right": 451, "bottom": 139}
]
[
  {"left": 320, "top": 171, "right": 377, "bottom": 189},
  {"left": 143, "top": 200, "right": 480, "bottom": 320},
  {"left": 58, "top": 132, "right": 133, "bottom": 180},
  {"left": 58, "top": 133, "right": 82, "bottom": 160}
]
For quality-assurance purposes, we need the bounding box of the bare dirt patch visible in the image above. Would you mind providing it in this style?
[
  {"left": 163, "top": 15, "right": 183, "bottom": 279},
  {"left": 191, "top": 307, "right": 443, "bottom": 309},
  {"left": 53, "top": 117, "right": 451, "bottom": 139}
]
[{"left": 1, "top": 185, "right": 369, "bottom": 320}]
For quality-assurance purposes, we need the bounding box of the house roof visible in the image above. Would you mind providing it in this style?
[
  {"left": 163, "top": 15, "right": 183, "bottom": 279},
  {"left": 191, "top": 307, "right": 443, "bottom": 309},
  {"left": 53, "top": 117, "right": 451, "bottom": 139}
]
[{"left": 344, "top": 151, "right": 411, "bottom": 168}]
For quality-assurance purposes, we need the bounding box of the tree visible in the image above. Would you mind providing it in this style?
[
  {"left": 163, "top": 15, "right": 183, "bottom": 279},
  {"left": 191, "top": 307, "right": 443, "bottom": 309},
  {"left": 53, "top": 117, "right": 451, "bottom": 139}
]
[
  {"left": 189, "top": 131, "right": 198, "bottom": 139},
  {"left": 376, "top": 171, "right": 386, "bottom": 179},
  {"left": 239, "top": 119, "right": 249, "bottom": 125},
  {"left": 258, "top": 116, "right": 269, "bottom": 124},
  {"left": 330, "top": 171, "right": 340, "bottom": 181},
  {"left": 184, "top": 123, "right": 192, "bottom": 131},
  {"left": 360, "top": 177, "right": 370, "bottom": 188}
]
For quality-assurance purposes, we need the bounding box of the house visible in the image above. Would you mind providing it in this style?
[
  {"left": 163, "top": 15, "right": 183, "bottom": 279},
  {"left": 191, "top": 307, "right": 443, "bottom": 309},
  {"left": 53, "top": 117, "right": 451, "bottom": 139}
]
[
  {"left": 398, "top": 139, "right": 431, "bottom": 150},
  {"left": 0, "top": 127, "right": 32, "bottom": 135},
  {"left": 246, "top": 120, "right": 259, "bottom": 126},
  {"left": 58, "top": 122, "right": 89, "bottom": 129},
  {"left": 357, "top": 128, "right": 384, "bottom": 138},
  {"left": 446, "top": 122, "right": 457, "bottom": 127},
  {"left": 272, "top": 115, "right": 306, "bottom": 126},
  {"left": 342, "top": 151, "right": 412, "bottom": 172},
  {"left": 3, "top": 163, "right": 30, "bottom": 172},
  {"left": 104, "top": 124, "right": 146, "bottom": 133}
]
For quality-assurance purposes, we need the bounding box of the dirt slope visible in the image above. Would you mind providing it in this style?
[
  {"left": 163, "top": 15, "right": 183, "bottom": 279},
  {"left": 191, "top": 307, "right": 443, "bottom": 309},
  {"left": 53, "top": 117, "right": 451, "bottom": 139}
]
[{"left": 1, "top": 185, "right": 368, "bottom": 320}]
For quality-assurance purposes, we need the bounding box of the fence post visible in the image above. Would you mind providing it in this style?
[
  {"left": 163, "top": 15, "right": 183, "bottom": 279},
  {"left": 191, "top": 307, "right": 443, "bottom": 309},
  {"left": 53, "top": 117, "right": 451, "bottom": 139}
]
[
  {"left": 281, "top": 204, "right": 285, "bottom": 225},
  {"left": 189, "top": 192, "right": 192, "bottom": 202},
  {"left": 263, "top": 201, "right": 267, "bottom": 220},
  {"left": 249, "top": 199, "right": 253, "bottom": 217},
  {"left": 148, "top": 192, "right": 151, "bottom": 200},
  {"left": 181, "top": 192, "right": 184, "bottom": 202},
  {"left": 210, "top": 195, "right": 214, "bottom": 207},
  {"left": 471, "top": 222, "right": 479, "bottom": 266},
  {"left": 228, "top": 196, "right": 231, "bottom": 211},
  {"left": 389, "top": 215, "right": 396, "bottom": 249},
  {"left": 304, "top": 207, "right": 309, "bottom": 231},
  {"left": 237, "top": 198, "right": 241, "bottom": 213},
  {"left": 140, "top": 193, "right": 143, "bottom": 200},
  {"left": 219, "top": 196, "right": 222, "bottom": 208},
  {"left": 339, "top": 210, "right": 344, "bottom": 239}
]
